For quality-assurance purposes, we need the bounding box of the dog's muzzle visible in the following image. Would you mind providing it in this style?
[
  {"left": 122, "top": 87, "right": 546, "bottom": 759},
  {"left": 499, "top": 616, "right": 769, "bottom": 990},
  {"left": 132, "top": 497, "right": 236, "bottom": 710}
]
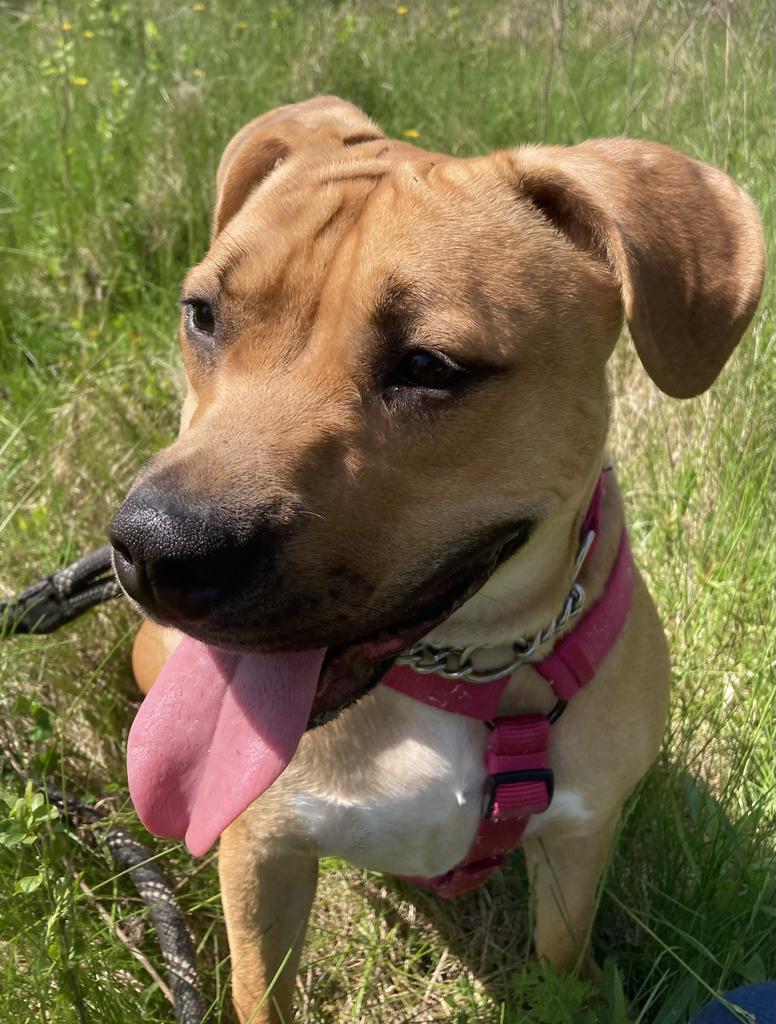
[{"left": 108, "top": 483, "right": 267, "bottom": 623}]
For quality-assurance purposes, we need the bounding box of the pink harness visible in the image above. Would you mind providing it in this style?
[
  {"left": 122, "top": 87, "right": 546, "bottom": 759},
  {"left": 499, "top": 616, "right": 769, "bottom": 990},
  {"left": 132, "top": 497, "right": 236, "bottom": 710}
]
[{"left": 380, "top": 473, "right": 635, "bottom": 897}]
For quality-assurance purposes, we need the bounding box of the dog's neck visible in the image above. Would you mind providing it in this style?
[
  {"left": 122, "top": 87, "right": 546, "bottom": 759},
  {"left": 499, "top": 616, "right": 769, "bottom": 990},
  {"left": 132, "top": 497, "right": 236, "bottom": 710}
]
[{"left": 425, "top": 464, "right": 623, "bottom": 675}]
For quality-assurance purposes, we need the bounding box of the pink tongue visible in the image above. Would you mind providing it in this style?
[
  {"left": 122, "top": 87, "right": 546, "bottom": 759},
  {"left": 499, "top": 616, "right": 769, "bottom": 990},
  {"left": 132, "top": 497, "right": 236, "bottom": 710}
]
[{"left": 127, "top": 636, "right": 325, "bottom": 856}]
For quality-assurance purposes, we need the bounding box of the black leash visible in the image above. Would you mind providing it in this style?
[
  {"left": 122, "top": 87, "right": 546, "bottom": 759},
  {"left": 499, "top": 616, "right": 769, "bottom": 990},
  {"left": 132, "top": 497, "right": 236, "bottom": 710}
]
[
  {"left": 2, "top": 549, "right": 206, "bottom": 1024},
  {"left": 0, "top": 545, "right": 122, "bottom": 636},
  {"left": 49, "top": 786, "right": 207, "bottom": 1023}
]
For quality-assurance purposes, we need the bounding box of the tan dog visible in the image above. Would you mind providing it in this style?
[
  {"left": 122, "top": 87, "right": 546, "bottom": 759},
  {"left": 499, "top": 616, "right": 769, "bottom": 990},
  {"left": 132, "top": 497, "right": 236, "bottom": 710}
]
[{"left": 109, "top": 97, "right": 765, "bottom": 1023}]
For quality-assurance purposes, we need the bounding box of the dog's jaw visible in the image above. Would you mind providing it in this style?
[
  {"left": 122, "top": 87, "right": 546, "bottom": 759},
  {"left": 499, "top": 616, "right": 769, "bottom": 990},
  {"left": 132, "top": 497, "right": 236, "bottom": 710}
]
[{"left": 426, "top": 486, "right": 592, "bottom": 655}]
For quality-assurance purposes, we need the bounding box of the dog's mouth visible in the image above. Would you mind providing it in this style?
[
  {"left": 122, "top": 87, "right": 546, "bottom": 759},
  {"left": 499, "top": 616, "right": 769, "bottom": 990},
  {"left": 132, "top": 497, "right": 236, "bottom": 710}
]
[
  {"left": 126, "top": 519, "right": 532, "bottom": 856},
  {"left": 310, "top": 518, "right": 533, "bottom": 726}
]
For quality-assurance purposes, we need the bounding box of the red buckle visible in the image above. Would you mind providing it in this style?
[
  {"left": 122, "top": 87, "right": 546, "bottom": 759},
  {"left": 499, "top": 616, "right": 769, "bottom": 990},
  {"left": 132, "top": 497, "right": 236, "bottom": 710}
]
[
  {"left": 482, "top": 714, "right": 554, "bottom": 820},
  {"left": 483, "top": 768, "right": 554, "bottom": 819}
]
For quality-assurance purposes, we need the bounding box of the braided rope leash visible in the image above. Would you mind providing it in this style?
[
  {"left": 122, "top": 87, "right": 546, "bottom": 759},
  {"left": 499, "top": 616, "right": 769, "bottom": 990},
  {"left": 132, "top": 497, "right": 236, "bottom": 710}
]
[
  {"left": 47, "top": 787, "right": 207, "bottom": 1024},
  {"left": 0, "top": 545, "right": 122, "bottom": 636},
  {"left": 2, "top": 550, "right": 206, "bottom": 1023}
]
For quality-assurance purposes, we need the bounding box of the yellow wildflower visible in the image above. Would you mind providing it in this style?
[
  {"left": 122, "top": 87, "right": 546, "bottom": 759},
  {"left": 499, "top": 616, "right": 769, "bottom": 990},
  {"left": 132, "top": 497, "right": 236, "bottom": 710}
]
[
  {"left": 62, "top": 21, "right": 73, "bottom": 30},
  {"left": 402, "top": 128, "right": 420, "bottom": 138},
  {"left": 396, "top": 5, "right": 409, "bottom": 13},
  {"left": 83, "top": 29, "right": 95, "bottom": 38},
  {"left": 237, "top": 20, "right": 248, "bottom": 28},
  {"left": 193, "top": 2, "right": 205, "bottom": 9},
  {"left": 72, "top": 75, "right": 89, "bottom": 86},
  {"left": 192, "top": 68, "right": 205, "bottom": 77}
]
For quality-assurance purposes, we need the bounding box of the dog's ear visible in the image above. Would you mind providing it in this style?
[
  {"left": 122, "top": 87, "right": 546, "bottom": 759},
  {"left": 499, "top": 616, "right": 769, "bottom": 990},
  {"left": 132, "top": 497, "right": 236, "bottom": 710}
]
[
  {"left": 497, "top": 140, "right": 765, "bottom": 398},
  {"left": 212, "top": 96, "right": 384, "bottom": 241}
]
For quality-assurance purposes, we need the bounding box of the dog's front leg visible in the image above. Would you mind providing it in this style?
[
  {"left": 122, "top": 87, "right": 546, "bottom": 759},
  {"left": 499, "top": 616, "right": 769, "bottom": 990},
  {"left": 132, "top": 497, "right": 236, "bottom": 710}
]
[
  {"left": 219, "top": 820, "right": 318, "bottom": 1024},
  {"left": 522, "top": 810, "right": 620, "bottom": 976}
]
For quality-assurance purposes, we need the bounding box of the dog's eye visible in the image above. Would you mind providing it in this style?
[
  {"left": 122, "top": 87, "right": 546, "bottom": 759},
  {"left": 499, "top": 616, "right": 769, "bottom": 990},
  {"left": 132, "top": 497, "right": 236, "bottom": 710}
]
[
  {"left": 387, "top": 350, "right": 467, "bottom": 391},
  {"left": 185, "top": 300, "right": 216, "bottom": 337}
]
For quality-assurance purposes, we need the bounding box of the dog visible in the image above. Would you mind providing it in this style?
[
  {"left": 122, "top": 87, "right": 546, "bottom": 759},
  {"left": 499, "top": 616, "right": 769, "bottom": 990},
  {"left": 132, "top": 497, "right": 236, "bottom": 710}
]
[{"left": 108, "top": 96, "right": 765, "bottom": 1022}]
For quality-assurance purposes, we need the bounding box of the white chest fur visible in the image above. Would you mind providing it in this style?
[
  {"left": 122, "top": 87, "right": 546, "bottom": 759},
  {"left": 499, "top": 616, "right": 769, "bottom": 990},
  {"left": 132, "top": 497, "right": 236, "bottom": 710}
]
[
  {"left": 286, "top": 685, "right": 592, "bottom": 879},
  {"left": 289, "top": 688, "right": 486, "bottom": 877}
]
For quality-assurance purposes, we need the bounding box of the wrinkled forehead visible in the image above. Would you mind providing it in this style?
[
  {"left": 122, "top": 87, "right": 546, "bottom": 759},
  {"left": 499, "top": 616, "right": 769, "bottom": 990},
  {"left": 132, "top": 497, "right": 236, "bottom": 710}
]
[{"left": 184, "top": 151, "right": 522, "bottom": 333}]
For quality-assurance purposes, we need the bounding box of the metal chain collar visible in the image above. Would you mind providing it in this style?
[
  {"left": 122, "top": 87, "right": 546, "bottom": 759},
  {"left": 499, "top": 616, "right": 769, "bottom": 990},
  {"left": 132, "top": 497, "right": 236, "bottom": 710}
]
[{"left": 395, "top": 528, "right": 596, "bottom": 685}]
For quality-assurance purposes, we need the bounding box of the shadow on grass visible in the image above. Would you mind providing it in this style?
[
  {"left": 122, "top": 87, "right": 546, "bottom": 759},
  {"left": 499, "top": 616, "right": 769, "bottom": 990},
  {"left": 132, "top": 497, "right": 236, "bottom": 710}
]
[{"left": 345, "top": 758, "right": 775, "bottom": 1023}]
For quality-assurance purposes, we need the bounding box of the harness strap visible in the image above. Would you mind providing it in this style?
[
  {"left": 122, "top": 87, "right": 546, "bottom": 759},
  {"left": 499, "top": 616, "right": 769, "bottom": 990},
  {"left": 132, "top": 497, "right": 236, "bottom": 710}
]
[
  {"left": 535, "top": 528, "right": 633, "bottom": 701},
  {"left": 382, "top": 472, "right": 636, "bottom": 898},
  {"left": 383, "top": 665, "right": 510, "bottom": 720}
]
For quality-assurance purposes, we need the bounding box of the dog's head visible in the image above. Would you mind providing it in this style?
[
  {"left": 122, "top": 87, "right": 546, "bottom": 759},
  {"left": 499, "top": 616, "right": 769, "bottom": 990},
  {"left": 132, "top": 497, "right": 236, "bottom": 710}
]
[{"left": 111, "top": 96, "right": 764, "bottom": 716}]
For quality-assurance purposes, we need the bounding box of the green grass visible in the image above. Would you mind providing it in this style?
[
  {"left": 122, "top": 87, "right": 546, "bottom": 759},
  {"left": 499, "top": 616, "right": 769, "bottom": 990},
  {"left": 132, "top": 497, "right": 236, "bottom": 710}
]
[{"left": 0, "top": 1, "right": 774, "bottom": 1021}]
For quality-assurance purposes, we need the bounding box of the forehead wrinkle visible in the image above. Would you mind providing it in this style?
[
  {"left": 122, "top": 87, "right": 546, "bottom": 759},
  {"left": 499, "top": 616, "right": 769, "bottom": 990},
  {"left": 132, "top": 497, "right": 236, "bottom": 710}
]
[
  {"left": 206, "top": 175, "right": 315, "bottom": 297},
  {"left": 216, "top": 176, "right": 383, "bottom": 379},
  {"left": 320, "top": 171, "right": 388, "bottom": 186},
  {"left": 314, "top": 155, "right": 391, "bottom": 187},
  {"left": 197, "top": 223, "right": 257, "bottom": 298},
  {"left": 216, "top": 170, "right": 379, "bottom": 302}
]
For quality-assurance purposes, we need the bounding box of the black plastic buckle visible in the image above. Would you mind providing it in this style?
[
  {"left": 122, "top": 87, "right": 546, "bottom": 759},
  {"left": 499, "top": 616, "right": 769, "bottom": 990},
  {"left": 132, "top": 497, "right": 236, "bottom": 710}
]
[
  {"left": 548, "top": 699, "right": 568, "bottom": 724},
  {"left": 483, "top": 768, "right": 555, "bottom": 819}
]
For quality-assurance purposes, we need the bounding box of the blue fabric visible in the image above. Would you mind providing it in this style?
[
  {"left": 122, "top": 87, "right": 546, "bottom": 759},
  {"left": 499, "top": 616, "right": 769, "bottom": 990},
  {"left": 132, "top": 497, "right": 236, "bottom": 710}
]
[{"left": 690, "top": 984, "right": 776, "bottom": 1024}]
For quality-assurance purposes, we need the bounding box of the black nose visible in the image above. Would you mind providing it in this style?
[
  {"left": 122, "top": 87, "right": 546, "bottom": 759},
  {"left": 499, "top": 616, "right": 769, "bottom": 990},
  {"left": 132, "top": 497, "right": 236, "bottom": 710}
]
[{"left": 109, "top": 483, "right": 250, "bottom": 622}]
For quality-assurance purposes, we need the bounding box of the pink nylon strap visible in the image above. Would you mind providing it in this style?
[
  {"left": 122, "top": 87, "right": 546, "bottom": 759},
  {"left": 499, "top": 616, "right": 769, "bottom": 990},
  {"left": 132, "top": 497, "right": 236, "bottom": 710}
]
[
  {"left": 383, "top": 667, "right": 510, "bottom": 720},
  {"left": 534, "top": 529, "right": 634, "bottom": 701},
  {"left": 485, "top": 714, "right": 552, "bottom": 819},
  {"left": 382, "top": 472, "right": 636, "bottom": 898}
]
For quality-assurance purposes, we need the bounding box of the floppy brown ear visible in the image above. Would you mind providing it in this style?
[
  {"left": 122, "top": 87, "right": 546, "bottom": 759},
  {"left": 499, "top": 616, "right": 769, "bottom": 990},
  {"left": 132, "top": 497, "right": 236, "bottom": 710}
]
[
  {"left": 499, "top": 140, "right": 765, "bottom": 398},
  {"left": 212, "top": 95, "right": 384, "bottom": 241}
]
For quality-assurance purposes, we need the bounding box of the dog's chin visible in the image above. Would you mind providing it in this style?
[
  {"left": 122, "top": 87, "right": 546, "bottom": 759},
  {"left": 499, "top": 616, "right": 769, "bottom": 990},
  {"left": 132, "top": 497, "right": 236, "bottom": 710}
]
[{"left": 157, "top": 516, "right": 536, "bottom": 728}]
